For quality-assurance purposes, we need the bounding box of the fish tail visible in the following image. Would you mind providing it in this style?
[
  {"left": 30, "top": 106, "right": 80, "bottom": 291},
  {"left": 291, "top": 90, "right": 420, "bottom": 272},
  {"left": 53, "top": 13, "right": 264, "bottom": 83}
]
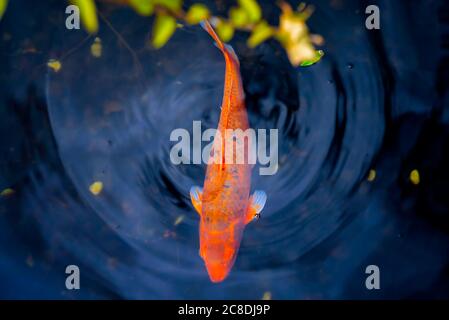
[
  {"left": 200, "top": 20, "right": 240, "bottom": 65},
  {"left": 200, "top": 20, "right": 224, "bottom": 51}
]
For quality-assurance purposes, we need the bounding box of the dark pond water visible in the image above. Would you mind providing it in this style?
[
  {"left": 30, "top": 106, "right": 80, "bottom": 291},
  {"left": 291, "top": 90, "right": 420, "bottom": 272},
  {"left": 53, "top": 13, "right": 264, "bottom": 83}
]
[{"left": 1, "top": 0, "right": 449, "bottom": 299}]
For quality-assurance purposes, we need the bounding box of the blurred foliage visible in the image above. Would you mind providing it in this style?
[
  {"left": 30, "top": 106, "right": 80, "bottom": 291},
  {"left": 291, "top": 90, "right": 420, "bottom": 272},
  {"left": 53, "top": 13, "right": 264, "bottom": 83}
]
[
  {"left": 90, "top": 37, "right": 103, "bottom": 57},
  {"left": 89, "top": 181, "right": 104, "bottom": 195},
  {"left": 410, "top": 169, "right": 420, "bottom": 185},
  {"left": 0, "top": 0, "right": 8, "bottom": 21},
  {"left": 0, "top": 0, "right": 324, "bottom": 66},
  {"left": 47, "top": 59, "right": 62, "bottom": 72},
  {"left": 0, "top": 187, "right": 15, "bottom": 197},
  {"left": 71, "top": 0, "right": 99, "bottom": 33},
  {"left": 152, "top": 13, "right": 177, "bottom": 48}
]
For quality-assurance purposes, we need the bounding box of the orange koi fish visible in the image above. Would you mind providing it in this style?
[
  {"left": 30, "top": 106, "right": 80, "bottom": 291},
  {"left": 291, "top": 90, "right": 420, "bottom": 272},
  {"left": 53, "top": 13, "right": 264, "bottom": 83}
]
[{"left": 190, "top": 21, "right": 267, "bottom": 283}]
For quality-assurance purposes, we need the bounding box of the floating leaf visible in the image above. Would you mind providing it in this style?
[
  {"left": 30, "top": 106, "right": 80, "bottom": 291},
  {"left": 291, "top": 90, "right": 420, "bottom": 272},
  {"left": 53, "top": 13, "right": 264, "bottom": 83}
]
[
  {"left": 276, "top": 2, "right": 323, "bottom": 66},
  {"left": 367, "top": 169, "right": 376, "bottom": 182},
  {"left": 229, "top": 6, "right": 249, "bottom": 27},
  {"left": 152, "top": 14, "right": 177, "bottom": 48},
  {"left": 154, "top": 0, "right": 182, "bottom": 11},
  {"left": 0, "top": 0, "right": 8, "bottom": 21},
  {"left": 300, "top": 49, "right": 324, "bottom": 67},
  {"left": 410, "top": 169, "right": 420, "bottom": 185},
  {"left": 278, "top": 10, "right": 307, "bottom": 43},
  {"left": 296, "top": 2, "right": 314, "bottom": 20},
  {"left": 248, "top": 21, "right": 273, "bottom": 47},
  {"left": 238, "top": 0, "right": 261, "bottom": 23},
  {"left": 1, "top": 188, "right": 14, "bottom": 197},
  {"left": 216, "top": 20, "right": 234, "bottom": 42},
  {"left": 89, "top": 181, "right": 103, "bottom": 195},
  {"left": 185, "top": 4, "right": 210, "bottom": 25},
  {"left": 284, "top": 39, "right": 313, "bottom": 66},
  {"left": 90, "top": 37, "right": 102, "bottom": 57},
  {"left": 71, "top": 0, "right": 98, "bottom": 34},
  {"left": 129, "top": 0, "right": 154, "bottom": 16},
  {"left": 174, "top": 215, "right": 185, "bottom": 226},
  {"left": 47, "top": 59, "right": 62, "bottom": 72},
  {"left": 262, "top": 291, "right": 272, "bottom": 300}
]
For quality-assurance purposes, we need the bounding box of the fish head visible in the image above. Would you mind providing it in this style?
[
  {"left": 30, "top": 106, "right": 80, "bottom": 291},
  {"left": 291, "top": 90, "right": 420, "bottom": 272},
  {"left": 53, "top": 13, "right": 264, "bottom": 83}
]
[{"left": 199, "top": 219, "right": 244, "bottom": 282}]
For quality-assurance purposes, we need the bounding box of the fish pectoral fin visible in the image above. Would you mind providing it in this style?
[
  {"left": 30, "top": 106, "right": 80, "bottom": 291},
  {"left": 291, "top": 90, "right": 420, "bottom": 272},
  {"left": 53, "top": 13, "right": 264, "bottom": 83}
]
[
  {"left": 189, "top": 186, "right": 203, "bottom": 215},
  {"left": 245, "top": 190, "right": 267, "bottom": 224}
]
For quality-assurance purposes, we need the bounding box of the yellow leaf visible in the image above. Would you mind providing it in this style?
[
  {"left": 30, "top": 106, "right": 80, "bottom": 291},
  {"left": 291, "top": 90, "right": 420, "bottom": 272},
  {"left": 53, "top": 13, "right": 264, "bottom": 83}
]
[
  {"left": 47, "top": 59, "right": 62, "bottom": 72},
  {"left": 410, "top": 169, "right": 420, "bottom": 185},
  {"left": 276, "top": 1, "right": 322, "bottom": 66},
  {"left": 90, "top": 37, "right": 102, "bottom": 58},
  {"left": 229, "top": 6, "right": 249, "bottom": 27},
  {"left": 152, "top": 14, "right": 177, "bottom": 49},
  {"left": 129, "top": 0, "right": 154, "bottom": 16},
  {"left": 185, "top": 4, "right": 210, "bottom": 25},
  {"left": 285, "top": 40, "right": 315, "bottom": 66},
  {"left": 174, "top": 215, "right": 185, "bottom": 226},
  {"left": 216, "top": 20, "right": 234, "bottom": 42},
  {"left": 279, "top": 12, "right": 307, "bottom": 43},
  {"left": 89, "top": 181, "right": 103, "bottom": 195},
  {"left": 0, "top": 0, "right": 8, "bottom": 21},
  {"left": 247, "top": 21, "right": 273, "bottom": 47},
  {"left": 238, "top": 0, "right": 261, "bottom": 23},
  {"left": 1, "top": 188, "right": 14, "bottom": 197},
  {"left": 367, "top": 169, "right": 376, "bottom": 182},
  {"left": 300, "top": 49, "right": 324, "bottom": 67},
  {"left": 71, "top": 0, "right": 98, "bottom": 34},
  {"left": 262, "top": 291, "right": 272, "bottom": 300}
]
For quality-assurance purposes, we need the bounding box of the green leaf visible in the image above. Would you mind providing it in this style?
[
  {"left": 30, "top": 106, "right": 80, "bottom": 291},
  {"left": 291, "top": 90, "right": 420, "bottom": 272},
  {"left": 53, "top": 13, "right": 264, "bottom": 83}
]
[
  {"left": 0, "top": 187, "right": 14, "bottom": 197},
  {"left": 71, "top": 0, "right": 98, "bottom": 34},
  {"left": 152, "top": 14, "right": 177, "bottom": 48},
  {"left": 247, "top": 21, "right": 273, "bottom": 47},
  {"left": 129, "top": 0, "right": 154, "bottom": 16},
  {"left": 229, "top": 6, "right": 249, "bottom": 27},
  {"left": 300, "top": 50, "right": 324, "bottom": 67},
  {"left": 216, "top": 20, "right": 234, "bottom": 42},
  {"left": 185, "top": 3, "right": 210, "bottom": 25},
  {"left": 0, "top": 0, "right": 8, "bottom": 21},
  {"left": 237, "top": 0, "right": 261, "bottom": 23},
  {"left": 154, "top": 0, "right": 182, "bottom": 12}
]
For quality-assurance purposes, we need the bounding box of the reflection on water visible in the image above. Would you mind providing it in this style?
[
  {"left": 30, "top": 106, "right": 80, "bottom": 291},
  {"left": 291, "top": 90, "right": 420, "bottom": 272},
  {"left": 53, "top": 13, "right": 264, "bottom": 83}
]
[{"left": 1, "top": 0, "right": 449, "bottom": 299}]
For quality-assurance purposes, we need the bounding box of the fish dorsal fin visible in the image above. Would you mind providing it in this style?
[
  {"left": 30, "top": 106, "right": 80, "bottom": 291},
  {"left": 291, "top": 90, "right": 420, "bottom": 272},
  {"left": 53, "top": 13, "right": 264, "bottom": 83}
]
[
  {"left": 245, "top": 190, "right": 267, "bottom": 224},
  {"left": 189, "top": 186, "right": 203, "bottom": 215}
]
